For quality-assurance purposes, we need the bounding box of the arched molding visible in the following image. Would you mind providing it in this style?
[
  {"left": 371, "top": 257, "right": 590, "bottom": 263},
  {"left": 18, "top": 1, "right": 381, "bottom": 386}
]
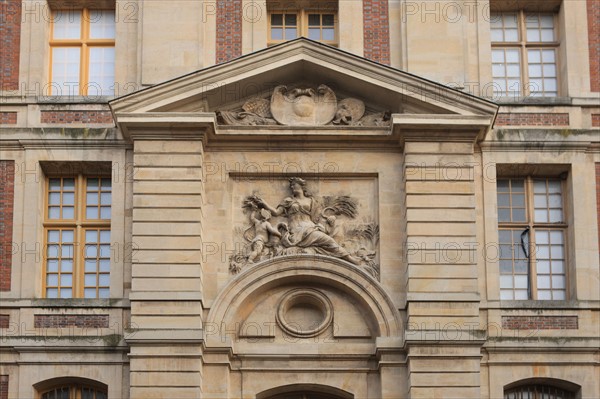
[
  {"left": 206, "top": 255, "right": 402, "bottom": 343},
  {"left": 33, "top": 376, "right": 107, "bottom": 394},
  {"left": 504, "top": 377, "right": 581, "bottom": 393},
  {"left": 256, "top": 383, "right": 354, "bottom": 399}
]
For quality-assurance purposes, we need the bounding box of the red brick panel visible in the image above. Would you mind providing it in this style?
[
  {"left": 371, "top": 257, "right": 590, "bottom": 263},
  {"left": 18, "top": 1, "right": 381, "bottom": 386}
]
[
  {"left": 592, "top": 114, "right": 600, "bottom": 127},
  {"left": 34, "top": 314, "right": 110, "bottom": 329},
  {"left": 363, "top": 0, "right": 390, "bottom": 65},
  {"left": 40, "top": 111, "right": 114, "bottom": 124},
  {"left": 495, "top": 113, "right": 569, "bottom": 126},
  {"left": 0, "top": 315, "right": 9, "bottom": 329},
  {"left": 588, "top": 0, "right": 600, "bottom": 92},
  {"left": 216, "top": 0, "right": 243, "bottom": 64},
  {"left": 0, "top": 112, "right": 17, "bottom": 125},
  {"left": 0, "top": 161, "right": 15, "bottom": 292},
  {"left": 0, "top": 375, "right": 7, "bottom": 399},
  {"left": 502, "top": 316, "right": 578, "bottom": 330},
  {"left": 0, "top": 0, "right": 21, "bottom": 91}
]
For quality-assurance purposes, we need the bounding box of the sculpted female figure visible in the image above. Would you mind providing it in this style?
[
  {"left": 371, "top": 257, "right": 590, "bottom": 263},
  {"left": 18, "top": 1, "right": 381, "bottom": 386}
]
[{"left": 256, "top": 177, "right": 361, "bottom": 265}]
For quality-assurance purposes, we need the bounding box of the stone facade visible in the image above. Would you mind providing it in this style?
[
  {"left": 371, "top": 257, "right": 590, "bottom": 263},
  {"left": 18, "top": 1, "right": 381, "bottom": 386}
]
[{"left": 0, "top": 1, "right": 599, "bottom": 399}]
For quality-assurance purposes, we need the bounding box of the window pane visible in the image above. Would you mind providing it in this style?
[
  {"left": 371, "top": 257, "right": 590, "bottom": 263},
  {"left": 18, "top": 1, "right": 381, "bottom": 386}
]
[
  {"left": 47, "top": 274, "right": 59, "bottom": 286},
  {"left": 87, "top": 207, "right": 99, "bottom": 219},
  {"left": 88, "top": 192, "right": 99, "bottom": 206},
  {"left": 62, "top": 206, "right": 74, "bottom": 219},
  {"left": 504, "top": 29, "right": 518, "bottom": 42},
  {"left": 100, "top": 192, "right": 111, "bottom": 205},
  {"left": 285, "top": 28, "right": 297, "bottom": 39},
  {"left": 285, "top": 14, "right": 296, "bottom": 25},
  {"left": 99, "top": 259, "right": 110, "bottom": 272},
  {"left": 308, "top": 14, "right": 320, "bottom": 26},
  {"left": 99, "top": 288, "right": 110, "bottom": 298},
  {"left": 84, "top": 288, "right": 97, "bottom": 298},
  {"left": 49, "top": 192, "right": 61, "bottom": 205},
  {"left": 48, "top": 230, "right": 60, "bottom": 242},
  {"left": 51, "top": 47, "right": 81, "bottom": 96},
  {"left": 60, "top": 288, "right": 72, "bottom": 298},
  {"left": 85, "top": 274, "right": 97, "bottom": 286},
  {"left": 63, "top": 192, "right": 75, "bottom": 206},
  {"left": 271, "top": 13, "right": 282, "bottom": 25},
  {"left": 49, "top": 178, "right": 61, "bottom": 190},
  {"left": 537, "top": 275, "right": 551, "bottom": 289},
  {"left": 100, "top": 206, "right": 111, "bottom": 219},
  {"left": 88, "top": 47, "right": 115, "bottom": 96},
  {"left": 322, "top": 14, "right": 334, "bottom": 26},
  {"left": 47, "top": 260, "right": 59, "bottom": 272},
  {"left": 61, "top": 260, "right": 73, "bottom": 272},
  {"left": 85, "top": 260, "right": 97, "bottom": 272},
  {"left": 88, "top": 178, "right": 99, "bottom": 189},
  {"left": 271, "top": 28, "right": 283, "bottom": 40},
  {"left": 53, "top": 10, "right": 81, "bottom": 39},
  {"left": 46, "top": 288, "right": 59, "bottom": 298},
  {"left": 308, "top": 28, "right": 320, "bottom": 40},
  {"left": 89, "top": 10, "right": 116, "bottom": 39},
  {"left": 500, "top": 275, "right": 513, "bottom": 288},
  {"left": 323, "top": 28, "right": 335, "bottom": 41},
  {"left": 60, "top": 274, "right": 73, "bottom": 286},
  {"left": 100, "top": 230, "right": 111, "bottom": 243}
]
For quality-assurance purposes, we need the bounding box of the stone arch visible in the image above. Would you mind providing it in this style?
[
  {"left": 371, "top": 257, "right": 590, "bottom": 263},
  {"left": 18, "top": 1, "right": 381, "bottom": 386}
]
[
  {"left": 206, "top": 255, "right": 402, "bottom": 343},
  {"left": 504, "top": 378, "right": 581, "bottom": 398},
  {"left": 33, "top": 377, "right": 108, "bottom": 397},
  {"left": 256, "top": 383, "right": 354, "bottom": 399}
]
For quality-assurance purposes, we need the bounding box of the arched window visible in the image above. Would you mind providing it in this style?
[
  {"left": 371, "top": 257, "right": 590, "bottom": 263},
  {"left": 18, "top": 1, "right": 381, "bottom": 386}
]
[
  {"left": 504, "top": 379, "right": 580, "bottom": 399},
  {"left": 35, "top": 378, "right": 107, "bottom": 399},
  {"left": 257, "top": 383, "right": 353, "bottom": 399}
]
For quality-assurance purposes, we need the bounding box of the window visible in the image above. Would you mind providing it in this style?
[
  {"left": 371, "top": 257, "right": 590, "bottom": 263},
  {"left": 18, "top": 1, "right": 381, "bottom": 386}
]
[
  {"left": 49, "top": 8, "right": 115, "bottom": 96},
  {"left": 40, "top": 383, "right": 107, "bottom": 399},
  {"left": 491, "top": 11, "right": 559, "bottom": 97},
  {"left": 268, "top": 4, "right": 337, "bottom": 46},
  {"left": 43, "top": 176, "right": 111, "bottom": 298},
  {"left": 505, "top": 384, "right": 575, "bottom": 399},
  {"left": 497, "top": 177, "right": 567, "bottom": 300}
]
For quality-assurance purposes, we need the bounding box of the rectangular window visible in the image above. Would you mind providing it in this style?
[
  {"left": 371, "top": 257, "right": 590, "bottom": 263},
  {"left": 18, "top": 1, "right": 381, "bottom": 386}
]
[
  {"left": 43, "top": 176, "right": 111, "bottom": 298},
  {"left": 268, "top": 8, "right": 337, "bottom": 46},
  {"left": 49, "top": 9, "right": 116, "bottom": 96},
  {"left": 491, "top": 11, "right": 559, "bottom": 97},
  {"left": 497, "top": 177, "right": 567, "bottom": 300}
]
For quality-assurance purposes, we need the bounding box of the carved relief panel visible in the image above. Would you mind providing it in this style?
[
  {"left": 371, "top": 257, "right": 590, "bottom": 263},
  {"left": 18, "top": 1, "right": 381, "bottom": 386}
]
[{"left": 229, "top": 176, "right": 380, "bottom": 279}]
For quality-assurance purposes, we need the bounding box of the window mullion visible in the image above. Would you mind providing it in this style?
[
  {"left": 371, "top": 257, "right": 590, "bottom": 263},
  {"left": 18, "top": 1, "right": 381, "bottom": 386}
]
[
  {"left": 75, "top": 175, "right": 85, "bottom": 298},
  {"left": 526, "top": 177, "right": 537, "bottom": 299}
]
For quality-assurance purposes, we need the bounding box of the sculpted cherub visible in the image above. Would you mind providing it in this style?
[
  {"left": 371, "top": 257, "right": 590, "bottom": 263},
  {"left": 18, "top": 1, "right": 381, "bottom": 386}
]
[{"left": 247, "top": 208, "right": 281, "bottom": 263}]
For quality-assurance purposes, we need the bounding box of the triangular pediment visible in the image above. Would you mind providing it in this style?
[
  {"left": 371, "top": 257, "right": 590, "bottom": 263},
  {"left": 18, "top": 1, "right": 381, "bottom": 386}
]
[{"left": 110, "top": 38, "right": 497, "bottom": 143}]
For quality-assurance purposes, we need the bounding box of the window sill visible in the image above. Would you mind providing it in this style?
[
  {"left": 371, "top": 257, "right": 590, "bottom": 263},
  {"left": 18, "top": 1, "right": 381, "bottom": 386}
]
[
  {"left": 484, "top": 299, "right": 600, "bottom": 310},
  {"left": 0, "top": 298, "right": 130, "bottom": 308},
  {"left": 488, "top": 96, "right": 573, "bottom": 106}
]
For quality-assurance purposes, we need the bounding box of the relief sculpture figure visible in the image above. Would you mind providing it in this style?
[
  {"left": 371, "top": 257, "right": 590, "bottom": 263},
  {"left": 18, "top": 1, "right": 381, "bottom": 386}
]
[{"left": 229, "top": 178, "right": 380, "bottom": 279}]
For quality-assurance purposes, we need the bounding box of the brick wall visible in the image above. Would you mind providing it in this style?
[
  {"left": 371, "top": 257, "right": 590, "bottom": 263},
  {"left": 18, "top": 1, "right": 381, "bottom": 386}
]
[
  {"left": 0, "top": 375, "right": 7, "bottom": 399},
  {"left": 216, "top": 0, "right": 243, "bottom": 64},
  {"left": 0, "top": 315, "right": 9, "bottom": 329},
  {"left": 0, "top": 161, "right": 15, "bottom": 292},
  {"left": 502, "top": 316, "right": 578, "bottom": 330},
  {"left": 495, "top": 113, "right": 570, "bottom": 126},
  {"left": 592, "top": 114, "right": 600, "bottom": 127},
  {"left": 363, "top": 0, "right": 390, "bottom": 65},
  {"left": 588, "top": 0, "right": 600, "bottom": 92},
  {"left": 0, "top": 0, "right": 21, "bottom": 91},
  {"left": 40, "top": 111, "right": 114, "bottom": 124},
  {"left": 0, "top": 112, "right": 17, "bottom": 125},
  {"left": 34, "top": 314, "right": 110, "bottom": 329}
]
